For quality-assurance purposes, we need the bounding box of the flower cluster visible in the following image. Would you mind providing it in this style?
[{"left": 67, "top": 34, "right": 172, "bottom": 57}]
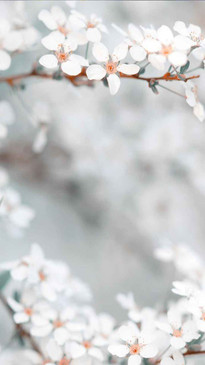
[
  {"left": 34, "top": 6, "right": 205, "bottom": 120},
  {"left": 0, "top": 242, "right": 205, "bottom": 365},
  {"left": 0, "top": 4, "right": 204, "bottom": 121}
]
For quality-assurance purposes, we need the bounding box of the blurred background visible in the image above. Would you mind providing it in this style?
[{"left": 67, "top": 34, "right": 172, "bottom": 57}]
[{"left": 0, "top": 1, "right": 205, "bottom": 321}]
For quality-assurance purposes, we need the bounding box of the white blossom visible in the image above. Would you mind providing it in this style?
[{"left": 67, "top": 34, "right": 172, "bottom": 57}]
[
  {"left": 39, "top": 31, "right": 88, "bottom": 75},
  {"left": 86, "top": 42, "right": 139, "bottom": 95}
]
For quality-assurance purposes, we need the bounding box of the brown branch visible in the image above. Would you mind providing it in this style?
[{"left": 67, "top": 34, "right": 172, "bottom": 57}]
[
  {"left": 0, "top": 67, "right": 200, "bottom": 88},
  {"left": 0, "top": 293, "right": 44, "bottom": 359}
]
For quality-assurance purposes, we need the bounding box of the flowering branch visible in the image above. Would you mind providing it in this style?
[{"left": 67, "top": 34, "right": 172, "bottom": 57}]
[{"left": 0, "top": 67, "right": 200, "bottom": 88}]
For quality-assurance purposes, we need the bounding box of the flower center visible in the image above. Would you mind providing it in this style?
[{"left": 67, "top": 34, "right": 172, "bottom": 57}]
[
  {"left": 173, "top": 329, "right": 183, "bottom": 337},
  {"left": 106, "top": 61, "right": 117, "bottom": 75},
  {"left": 201, "top": 312, "right": 205, "bottom": 321},
  {"left": 161, "top": 45, "right": 173, "bottom": 56},
  {"left": 83, "top": 341, "right": 92, "bottom": 349},
  {"left": 129, "top": 344, "right": 140, "bottom": 355},
  {"left": 56, "top": 44, "right": 71, "bottom": 63},
  {"left": 59, "top": 357, "right": 70, "bottom": 365},
  {"left": 39, "top": 270, "right": 46, "bottom": 281},
  {"left": 58, "top": 25, "right": 69, "bottom": 36},
  {"left": 53, "top": 320, "right": 64, "bottom": 328},
  {"left": 87, "top": 22, "right": 95, "bottom": 29},
  {"left": 24, "top": 307, "right": 33, "bottom": 316}
]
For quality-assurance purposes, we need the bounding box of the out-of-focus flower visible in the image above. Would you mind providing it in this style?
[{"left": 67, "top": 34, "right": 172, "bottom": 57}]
[
  {"left": 70, "top": 10, "right": 108, "bottom": 43},
  {"left": 108, "top": 323, "right": 158, "bottom": 364},
  {"left": 39, "top": 6, "right": 86, "bottom": 46},
  {"left": 0, "top": 100, "right": 15, "bottom": 139},
  {"left": 0, "top": 187, "right": 35, "bottom": 228},
  {"left": 174, "top": 21, "right": 205, "bottom": 47},
  {"left": 39, "top": 31, "right": 88, "bottom": 75},
  {"left": 0, "top": 19, "right": 22, "bottom": 71},
  {"left": 148, "top": 25, "right": 192, "bottom": 70},
  {"left": 184, "top": 81, "right": 205, "bottom": 122},
  {"left": 86, "top": 42, "right": 139, "bottom": 95},
  {"left": 157, "top": 308, "right": 199, "bottom": 349}
]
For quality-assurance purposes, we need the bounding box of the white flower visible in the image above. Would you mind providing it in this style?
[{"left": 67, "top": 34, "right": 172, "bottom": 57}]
[
  {"left": 86, "top": 42, "right": 139, "bottom": 95},
  {"left": 70, "top": 10, "right": 108, "bottom": 43},
  {"left": 39, "top": 31, "right": 88, "bottom": 75},
  {"left": 149, "top": 25, "right": 191, "bottom": 70},
  {"left": 172, "top": 281, "right": 198, "bottom": 297},
  {"left": 174, "top": 21, "right": 205, "bottom": 47},
  {"left": 7, "top": 293, "right": 50, "bottom": 328},
  {"left": 39, "top": 6, "right": 86, "bottom": 46},
  {"left": 0, "top": 100, "right": 15, "bottom": 139},
  {"left": 0, "top": 187, "right": 35, "bottom": 228},
  {"left": 31, "top": 305, "right": 85, "bottom": 344},
  {"left": 161, "top": 350, "right": 185, "bottom": 365},
  {"left": 187, "top": 292, "right": 205, "bottom": 332},
  {"left": 184, "top": 81, "right": 205, "bottom": 122},
  {"left": 157, "top": 308, "right": 199, "bottom": 349},
  {"left": 108, "top": 323, "right": 158, "bottom": 364}
]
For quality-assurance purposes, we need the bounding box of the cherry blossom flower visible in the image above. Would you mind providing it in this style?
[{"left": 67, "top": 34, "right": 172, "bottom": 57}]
[
  {"left": 70, "top": 10, "right": 108, "bottom": 43},
  {"left": 174, "top": 21, "right": 205, "bottom": 47},
  {"left": 31, "top": 305, "right": 85, "bottom": 344},
  {"left": 108, "top": 323, "right": 158, "bottom": 364},
  {"left": 39, "top": 31, "right": 88, "bottom": 75},
  {"left": 112, "top": 23, "right": 148, "bottom": 62},
  {"left": 86, "top": 42, "right": 139, "bottom": 95},
  {"left": 0, "top": 100, "right": 15, "bottom": 139},
  {"left": 0, "top": 187, "right": 35, "bottom": 228},
  {"left": 157, "top": 308, "right": 199, "bottom": 349},
  {"left": 184, "top": 81, "right": 205, "bottom": 122},
  {"left": 0, "top": 19, "right": 22, "bottom": 71},
  {"left": 38, "top": 6, "right": 86, "bottom": 46},
  {"left": 148, "top": 25, "right": 192, "bottom": 70}
]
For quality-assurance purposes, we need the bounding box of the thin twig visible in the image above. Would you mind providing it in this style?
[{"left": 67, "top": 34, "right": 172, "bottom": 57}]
[{"left": 0, "top": 67, "right": 200, "bottom": 88}]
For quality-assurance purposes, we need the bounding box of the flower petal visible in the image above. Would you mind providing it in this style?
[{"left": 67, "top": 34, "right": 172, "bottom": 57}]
[
  {"left": 41, "top": 31, "right": 65, "bottom": 51},
  {"left": 39, "top": 54, "right": 58, "bottom": 69},
  {"left": 112, "top": 42, "right": 128, "bottom": 62},
  {"left": 130, "top": 45, "right": 147, "bottom": 62},
  {"left": 61, "top": 60, "right": 81, "bottom": 76},
  {"left": 86, "top": 64, "right": 106, "bottom": 80},
  {"left": 117, "top": 63, "right": 139, "bottom": 75},
  {"left": 92, "top": 42, "right": 109, "bottom": 62},
  {"left": 168, "top": 51, "right": 187, "bottom": 67},
  {"left": 87, "top": 28, "right": 101, "bottom": 43},
  {"left": 107, "top": 74, "right": 121, "bottom": 95},
  {"left": 128, "top": 354, "right": 141, "bottom": 365}
]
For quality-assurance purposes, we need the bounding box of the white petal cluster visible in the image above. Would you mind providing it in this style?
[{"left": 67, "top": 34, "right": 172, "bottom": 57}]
[
  {"left": 0, "top": 4, "right": 39, "bottom": 71},
  {"left": 0, "top": 242, "right": 205, "bottom": 365},
  {"left": 37, "top": 7, "right": 205, "bottom": 119}
]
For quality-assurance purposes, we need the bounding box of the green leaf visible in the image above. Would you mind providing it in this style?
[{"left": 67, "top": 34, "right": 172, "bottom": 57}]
[
  {"left": 0, "top": 271, "right": 10, "bottom": 291},
  {"left": 180, "top": 61, "right": 190, "bottom": 74},
  {"left": 139, "top": 67, "right": 145, "bottom": 75}
]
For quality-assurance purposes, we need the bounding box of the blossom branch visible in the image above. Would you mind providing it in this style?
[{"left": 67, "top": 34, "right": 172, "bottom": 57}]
[{"left": 0, "top": 67, "right": 199, "bottom": 88}]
